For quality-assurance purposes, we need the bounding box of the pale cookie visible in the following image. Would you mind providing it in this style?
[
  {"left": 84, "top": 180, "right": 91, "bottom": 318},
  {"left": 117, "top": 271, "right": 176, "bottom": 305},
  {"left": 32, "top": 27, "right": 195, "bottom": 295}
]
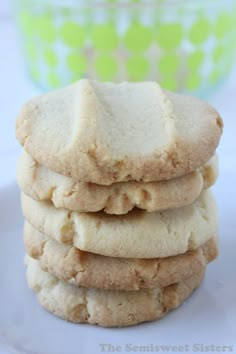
[
  {"left": 25, "top": 255, "right": 205, "bottom": 327},
  {"left": 24, "top": 222, "right": 217, "bottom": 290},
  {"left": 21, "top": 190, "right": 218, "bottom": 259},
  {"left": 17, "top": 151, "right": 218, "bottom": 214},
  {"left": 16, "top": 80, "right": 223, "bottom": 185}
]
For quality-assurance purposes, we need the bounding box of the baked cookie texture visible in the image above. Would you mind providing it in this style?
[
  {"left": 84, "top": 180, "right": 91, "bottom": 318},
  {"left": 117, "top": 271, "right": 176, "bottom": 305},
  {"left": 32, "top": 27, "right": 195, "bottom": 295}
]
[
  {"left": 25, "top": 255, "right": 205, "bottom": 327},
  {"left": 21, "top": 190, "right": 218, "bottom": 258},
  {"left": 24, "top": 222, "right": 217, "bottom": 291},
  {"left": 17, "top": 151, "right": 218, "bottom": 214},
  {"left": 16, "top": 80, "right": 223, "bottom": 185},
  {"left": 15, "top": 79, "right": 222, "bottom": 327}
]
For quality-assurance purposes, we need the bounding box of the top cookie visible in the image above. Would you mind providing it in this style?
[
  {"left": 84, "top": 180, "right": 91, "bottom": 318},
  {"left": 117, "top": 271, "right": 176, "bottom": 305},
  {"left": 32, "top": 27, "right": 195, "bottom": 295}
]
[{"left": 16, "top": 80, "right": 223, "bottom": 185}]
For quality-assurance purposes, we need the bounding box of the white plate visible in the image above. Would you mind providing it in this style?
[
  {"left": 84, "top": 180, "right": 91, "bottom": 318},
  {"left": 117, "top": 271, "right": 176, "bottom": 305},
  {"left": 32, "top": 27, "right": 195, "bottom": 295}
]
[{"left": 0, "top": 164, "right": 235, "bottom": 354}]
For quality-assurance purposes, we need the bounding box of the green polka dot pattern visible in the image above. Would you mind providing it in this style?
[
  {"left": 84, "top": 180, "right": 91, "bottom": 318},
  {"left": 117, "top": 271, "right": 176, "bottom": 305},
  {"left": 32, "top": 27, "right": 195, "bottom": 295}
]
[
  {"left": 44, "top": 48, "right": 57, "bottom": 67},
  {"left": 156, "top": 23, "right": 183, "bottom": 50},
  {"left": 160, "top": 77, "right": 177, "bottom": 91},
  {"left": 187, "top": 50, "right": 204, "bottom": 71},
  {"left": 189, "top": 17, "right": 210, "bottom": 45},
  {"left": 95, "top": 55, "right": 118, "bottom": 80},
  {"left": 124, "top": 23, "right": 152, "bottom": 51},
  {"left": 187, "top": 51, "right": 204, "bottom": 70},
  {"left": 91, "top": 24, "right": 118, "bottom": 51},
  {"left": 47, "top": 72, "right": 59, "bottom": 88},
  {"left": 19, "top": 12, "right": 33, "bottom": 32},
  {"left": 209, "top": 69, "right": 220, "bottom": 84},
  {"left": 37, "top": 16, "right": 56, "bottom": 43},
  {"left": 67, "top": 53, "right": 85, "bottom": 73},
  {"left": 29, "top": 64, "right": 40, "bottom": 82},
  {"left": 24, "top": 43, "right": 37, "bottom": 61},
  {"left": 215, "top": 13, "right": 232, "bottom": 38},
  {"left": 186, "top": 74, "right": 200, "bottom": 90},
  {"left": 212, "top": 46, "right": 225, "bottom": 62},
  {"left": 60, "top": 23, "right": 85, "bottom": 47},
  {"left": 17, "top": 4, "right": 236, "bottom": 96},
  {"left": 126, "top": 56, "right": 148, "bottom": 80},
  {"left": 158, "top": 54, "right": 179, "bottom": 75}
]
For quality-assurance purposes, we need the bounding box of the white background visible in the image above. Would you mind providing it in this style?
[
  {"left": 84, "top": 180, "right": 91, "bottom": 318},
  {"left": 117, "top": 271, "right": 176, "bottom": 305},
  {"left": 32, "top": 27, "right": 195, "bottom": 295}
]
[{"left": 0, "top": 2, "right": 235, "bottom": 354}]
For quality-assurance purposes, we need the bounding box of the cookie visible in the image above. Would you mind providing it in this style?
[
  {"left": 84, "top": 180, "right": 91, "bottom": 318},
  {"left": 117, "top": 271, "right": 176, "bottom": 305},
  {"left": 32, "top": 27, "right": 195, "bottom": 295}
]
[
  {"left": 17, "top": 151, "right": 218, "bottom": 214},
  {"left": 21, "top": 190, "right": 217, "bottom": 258},
  {"left": 24, "top": 221, "right": 217, "bottom": 290},
  {"left": 16, "top": 80, "right": 222, "bottom": 185},
  {"left": 25, "top": 255, "right": 205, "bottom": 327}
]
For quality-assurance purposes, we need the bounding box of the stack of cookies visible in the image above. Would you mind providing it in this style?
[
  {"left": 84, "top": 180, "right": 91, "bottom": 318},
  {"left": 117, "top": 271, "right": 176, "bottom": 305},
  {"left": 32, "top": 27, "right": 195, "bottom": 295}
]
[{"left": 15, "top": 80, "right": 223, "bottom": 327}]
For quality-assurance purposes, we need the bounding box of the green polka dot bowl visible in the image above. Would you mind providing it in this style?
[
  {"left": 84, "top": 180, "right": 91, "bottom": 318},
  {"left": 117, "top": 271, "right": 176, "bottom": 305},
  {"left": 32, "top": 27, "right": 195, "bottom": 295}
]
[{"left": 16, "top": 0, "right": 236, "bottom": 97}]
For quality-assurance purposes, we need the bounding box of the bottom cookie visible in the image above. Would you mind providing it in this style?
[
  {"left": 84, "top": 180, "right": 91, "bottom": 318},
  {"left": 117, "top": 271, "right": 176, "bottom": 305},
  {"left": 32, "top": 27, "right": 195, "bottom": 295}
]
[{"left": 25, "top": 256, "right": 205, "bottom": 327}]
